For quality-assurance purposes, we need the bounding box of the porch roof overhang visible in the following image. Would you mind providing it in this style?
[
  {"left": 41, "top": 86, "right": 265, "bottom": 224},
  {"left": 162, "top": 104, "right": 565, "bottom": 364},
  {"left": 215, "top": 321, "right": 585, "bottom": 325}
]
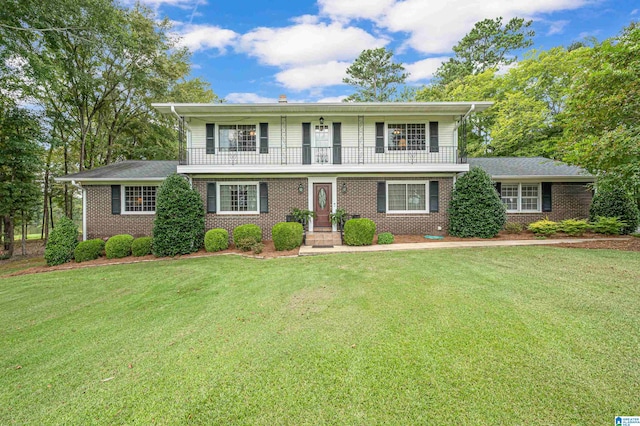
[{"left": 152, "top": 102, "right": 493, "bottom": 117}]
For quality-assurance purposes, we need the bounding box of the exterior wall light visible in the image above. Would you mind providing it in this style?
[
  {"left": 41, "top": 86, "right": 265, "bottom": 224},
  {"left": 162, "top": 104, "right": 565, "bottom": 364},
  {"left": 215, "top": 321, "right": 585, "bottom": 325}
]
[
  {"left": 341, "top": 182, "right": 347, "bottom": 193},
  {"left": 298, "top": 183, "right": 304, "bottom": 193},
  {"left": 319, "top": 117, "right": 324, "bottom": 125}
]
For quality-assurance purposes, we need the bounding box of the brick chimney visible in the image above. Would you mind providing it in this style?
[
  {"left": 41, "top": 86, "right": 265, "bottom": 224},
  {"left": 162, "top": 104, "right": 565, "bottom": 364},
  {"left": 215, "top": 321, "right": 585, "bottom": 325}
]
[{"left": 278, "top": 94, "right": 287, "bottom": 103}]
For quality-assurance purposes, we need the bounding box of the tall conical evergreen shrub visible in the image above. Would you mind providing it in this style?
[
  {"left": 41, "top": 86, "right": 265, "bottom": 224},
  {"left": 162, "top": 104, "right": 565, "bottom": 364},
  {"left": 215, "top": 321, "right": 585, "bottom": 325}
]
[
  {"left": 448, "top": 167, "right": 506, "bottom": 238},
  {"left": 152, "top": 174, "right": 205, "bottom": 256}
]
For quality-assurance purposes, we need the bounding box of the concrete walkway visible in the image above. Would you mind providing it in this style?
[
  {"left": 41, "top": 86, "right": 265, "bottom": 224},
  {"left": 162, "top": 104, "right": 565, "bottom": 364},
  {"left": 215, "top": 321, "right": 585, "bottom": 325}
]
[{"left": 299, "top": 237, "right": 624, "bottom": 256}]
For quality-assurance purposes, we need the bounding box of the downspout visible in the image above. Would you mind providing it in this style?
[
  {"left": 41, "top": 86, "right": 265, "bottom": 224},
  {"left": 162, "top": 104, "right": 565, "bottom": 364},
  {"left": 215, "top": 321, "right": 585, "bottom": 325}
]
[
  {"left": 71, "top": 180, "right": 87, "bottom": 241},
  {"left": 453, "top": 104, "right": 475, "bottom": 164}
]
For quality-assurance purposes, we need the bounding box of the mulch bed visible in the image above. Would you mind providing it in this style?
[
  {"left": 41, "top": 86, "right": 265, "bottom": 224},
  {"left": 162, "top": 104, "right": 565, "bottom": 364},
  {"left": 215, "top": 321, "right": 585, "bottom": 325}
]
[{"left": 2, "top": 232, "right": 637, "bottom": 277}]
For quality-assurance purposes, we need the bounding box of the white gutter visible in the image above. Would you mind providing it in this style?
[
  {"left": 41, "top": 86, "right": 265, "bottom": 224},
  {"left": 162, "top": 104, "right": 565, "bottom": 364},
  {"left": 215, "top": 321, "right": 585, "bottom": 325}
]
[
  {"left": 71, "top": 180, "right": 87, "bottom": 241},
  {"left": 171, "top": 105, "right": 191, "bottom": 131}
]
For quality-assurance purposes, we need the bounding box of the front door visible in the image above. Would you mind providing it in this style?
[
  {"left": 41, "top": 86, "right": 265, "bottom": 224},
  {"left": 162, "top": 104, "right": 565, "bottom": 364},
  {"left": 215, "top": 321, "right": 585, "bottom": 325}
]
[{"left": 313, "top": 183, "right": 332, "bottom": 228}]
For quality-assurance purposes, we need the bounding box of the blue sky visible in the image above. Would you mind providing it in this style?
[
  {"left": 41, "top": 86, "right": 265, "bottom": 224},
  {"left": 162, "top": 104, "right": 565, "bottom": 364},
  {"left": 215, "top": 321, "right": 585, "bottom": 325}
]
[{"left": 137, "top": 0, "right": 638, "bottom": 103}]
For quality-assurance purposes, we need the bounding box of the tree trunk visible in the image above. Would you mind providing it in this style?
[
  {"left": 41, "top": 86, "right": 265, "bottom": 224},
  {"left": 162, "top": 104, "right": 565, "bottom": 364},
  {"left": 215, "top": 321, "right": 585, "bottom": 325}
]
[
  {"left": 21, "top": 211, "right": 27, "bottom": 256},
  {"left": 3, "top": 215, "right": 14, "bottom": 258},
  {"left": 42, "top": 142, "right": 54, "bottom": 242}
]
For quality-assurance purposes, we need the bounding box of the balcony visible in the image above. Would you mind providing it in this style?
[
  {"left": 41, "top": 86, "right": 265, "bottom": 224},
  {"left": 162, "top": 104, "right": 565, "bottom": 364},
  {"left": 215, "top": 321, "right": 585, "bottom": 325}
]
[{"left": 180, "top": 146, "right": 464, "bottom": 166}]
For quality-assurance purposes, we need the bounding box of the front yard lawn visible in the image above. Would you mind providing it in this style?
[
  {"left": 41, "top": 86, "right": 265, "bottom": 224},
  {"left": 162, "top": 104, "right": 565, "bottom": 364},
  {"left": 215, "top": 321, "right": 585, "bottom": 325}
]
[{"left": 1, "top": 246, "right": 639, "bottom": 424}]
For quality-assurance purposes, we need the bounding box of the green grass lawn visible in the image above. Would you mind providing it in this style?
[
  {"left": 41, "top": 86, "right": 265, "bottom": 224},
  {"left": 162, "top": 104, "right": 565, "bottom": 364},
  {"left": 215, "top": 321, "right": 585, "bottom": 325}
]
[{"left": 1, "top": 247, "right": 639, "bottom": 424}]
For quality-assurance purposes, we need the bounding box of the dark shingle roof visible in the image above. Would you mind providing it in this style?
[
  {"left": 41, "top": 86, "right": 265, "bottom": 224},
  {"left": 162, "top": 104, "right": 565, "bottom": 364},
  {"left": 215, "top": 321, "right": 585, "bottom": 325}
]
[
  {"left": 467, "top": 157, "right": 593, "bottom": 179},
  {"left": 56, "top": 161, "right": 178, "bottom": 182}
]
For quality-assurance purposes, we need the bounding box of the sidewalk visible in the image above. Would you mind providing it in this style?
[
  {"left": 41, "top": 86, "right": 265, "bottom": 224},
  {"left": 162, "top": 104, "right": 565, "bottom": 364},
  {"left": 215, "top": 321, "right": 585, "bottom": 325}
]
[{"left": 299, "top": 237, "right": 626, "bottom": 256}]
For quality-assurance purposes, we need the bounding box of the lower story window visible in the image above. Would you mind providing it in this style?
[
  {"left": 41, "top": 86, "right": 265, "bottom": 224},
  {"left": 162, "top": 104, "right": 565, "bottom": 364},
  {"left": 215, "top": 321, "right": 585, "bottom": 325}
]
[
  {"left": 501, "top": 183, "right": 540, "bottom": 212},
  {"left": 219, "top": 183, "right": 258, "bottom": 213},
  {"left": 124, "top": 186, "right": 156, "bottom": 213},
  {"left": 387, "top": 181, "right": 427, "bottom": 213}
]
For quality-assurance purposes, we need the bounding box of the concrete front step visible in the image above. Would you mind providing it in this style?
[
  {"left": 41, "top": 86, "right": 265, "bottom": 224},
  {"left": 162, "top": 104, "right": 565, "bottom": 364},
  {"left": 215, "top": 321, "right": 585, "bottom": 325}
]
[{"left": 305, "top": 232, "right": 342, "bottom": 247}]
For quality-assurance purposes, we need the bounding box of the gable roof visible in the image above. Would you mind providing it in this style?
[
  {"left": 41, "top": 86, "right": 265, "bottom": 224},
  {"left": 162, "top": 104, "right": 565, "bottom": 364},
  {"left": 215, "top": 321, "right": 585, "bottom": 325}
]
[
  {"left": 55, "top": 161, "right": 178, "bottom": 182},
  {"left": 468, "top": 157, "right": 594, "bottom": 180}
]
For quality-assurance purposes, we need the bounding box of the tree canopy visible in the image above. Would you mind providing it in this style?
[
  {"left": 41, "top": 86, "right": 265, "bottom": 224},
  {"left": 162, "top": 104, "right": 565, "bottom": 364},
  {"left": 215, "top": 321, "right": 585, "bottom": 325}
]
[{"left": 343, "top": 48, "right": 409, "bottom": 102}]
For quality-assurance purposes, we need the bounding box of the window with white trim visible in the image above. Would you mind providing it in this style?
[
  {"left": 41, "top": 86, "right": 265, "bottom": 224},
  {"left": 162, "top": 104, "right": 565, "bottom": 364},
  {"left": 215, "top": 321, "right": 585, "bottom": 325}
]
[
  {"left": 501, "top": 183, "right": 541, "bottom": 212},
  {"left": 387, "top": 181, "right": 428, "bottom": 213},
  {"left": 123, "top": 186, "right": 156, "bottom": 213},
  {"left": 387, "top": 123, "right": 426, "bottom": 151},
  {"left": 219, "top": 124, "right": 256, "bottom": 152},
  {"left": 218, "top": 183, "right": 259, "bottom": 213}
]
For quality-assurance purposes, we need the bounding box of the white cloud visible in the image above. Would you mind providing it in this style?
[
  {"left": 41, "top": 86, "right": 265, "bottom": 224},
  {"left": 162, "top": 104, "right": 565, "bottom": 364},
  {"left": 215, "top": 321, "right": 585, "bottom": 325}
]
[
  {"left": 405, "top": 57, "right": 449, "bottom": 82},
  {"left": 290, "top": 14, "right": 320, "bottom": 25},
  {"left": 379, "top": 0, "right": 590, "bottom": 54},
  {"left": 318, "top": 0, "right": 395, "bottom": 22},
  {"left": 174, "top": 24, "right": 238, "bottom": 52},
  {"left": 316, "top": 95, "right": 348, "bottom": 103},
  {"left": 238, "top": 21, "right": 388, "bottom": 67},
  {"left": 275, "top": 61, "right": 350, "bottom": 91},
  {"left": 546, "top": 20, "right": 569, "bottom": 35},
  {"left": 631, "top": 9, "right": 638, "bottom": 15},
  {"left": 225, "top": 93, "right": 278, "bottom": 103}
]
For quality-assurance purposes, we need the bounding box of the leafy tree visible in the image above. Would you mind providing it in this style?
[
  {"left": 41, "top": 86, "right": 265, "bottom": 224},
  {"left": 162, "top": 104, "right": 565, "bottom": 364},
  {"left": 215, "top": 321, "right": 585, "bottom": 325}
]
[
  {"left": 561, "top": 23, "right": 640, "bottom": 199},
  {"left": 0, "top": 104, "right": 42, "bottom": 259},
  {"left": 448, "top": 167, "right": 506, "bottom": 238},
  {"left": 152, "top": 174, "right": 205, "bottom": 257},
  {"left": 434, "top": 17, "right": 534, "bottom": 85},
  {"left": 343, "top": 48, "right": 409, "bottom": 102}
]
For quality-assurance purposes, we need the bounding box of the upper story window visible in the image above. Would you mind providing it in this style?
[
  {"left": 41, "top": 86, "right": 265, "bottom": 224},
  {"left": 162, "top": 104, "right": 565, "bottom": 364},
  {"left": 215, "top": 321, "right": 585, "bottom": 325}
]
[
  {"left": 219, "top": 125, "right": 256, "bottom": 152},
  {"left": 123, "top": 186, "right": 156, "bottom": 213},
  {"left": 501, "top": 183, "right": 540, "bottom": 212},
  {"left": 387, "top": 124, "right": 426, "bottom": 151}
]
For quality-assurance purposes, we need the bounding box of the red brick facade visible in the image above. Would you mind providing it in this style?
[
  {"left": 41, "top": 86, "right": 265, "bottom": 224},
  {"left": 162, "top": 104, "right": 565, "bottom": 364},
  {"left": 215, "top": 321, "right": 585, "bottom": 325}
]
[
  {"left": 85, "top": 185, "right": 155, "bottom": 239},
  {"left": 83, "top": 179, "right": 593, "bottom": 240},
  {"left": 504, "top": 182, "right": 593, "bottom": 225}
]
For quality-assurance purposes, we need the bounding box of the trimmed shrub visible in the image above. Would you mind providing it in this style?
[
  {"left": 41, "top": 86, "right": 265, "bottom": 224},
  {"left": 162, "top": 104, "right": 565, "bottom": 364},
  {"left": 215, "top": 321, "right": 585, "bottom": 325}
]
[
  {"left": 152, "top": 173, "right": 205, "bottom": 257},
  {"left": 131, "top": 237, "right": 153, "bottom": 257},
  {"left": 528, "top": 218, "right": 558, "bottom": 236},
  {"left": 558, "top": 219, "right": 591, "bottom": 236},
  {"left": 251, "top": 242, "right": 265, "bottom": 255},
  {"left": 377, "top": 232, "right": 394, "bottom": 244},
  {"left": 233, "top": 224, "right": 262, "bottom": 250},
  {"left": 591, "top": 216, "right": 625, "bottom": 235},
  {"left": 272, "top": 222, "right": 303, "bottom": 251},
  {"left": 204, "top": 228, "right": 229, "bottom": 252},
  {"left": 44, "top": 216, "right": 79, "bottom": 266},
  {"left": 105, "top": 234, "right": 134, "bottom": 259},
  {"left": 74, "top": 239, "right": 105, "bottom": 263},
  {"left": 448, "top": 167, "right": 506, "bottom": 238},
  {"left": 589, "top": 186, "right": 639, "bottom": 234},
  {"left": 504, "top": 222, "right": 524, "bottom": 234},
  {"left": 344, "top": 218, "right": 376, "bottom": 246}
]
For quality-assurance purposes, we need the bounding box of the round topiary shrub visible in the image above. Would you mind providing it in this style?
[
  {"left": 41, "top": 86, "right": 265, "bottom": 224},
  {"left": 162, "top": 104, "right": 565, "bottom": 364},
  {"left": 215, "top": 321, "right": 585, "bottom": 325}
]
[
  {"left": 44, "top": 216, "right": 79, "bottom": 266},
  {"left": 344, "top": 218, "right": 376, "bottom": 246},
  {"left": 205, "top": 228, "right": 229, "bottom": 252},
  {"left": 233, "top": 224, "right": 262, "bottom": 251},
  {"left": 448, "top": 167, "right": 506, "bottom": 238},
  {"left": 131, "top": 236, "right": 153, "bottom": 257},
  {"left": 272, "top": 222, "right": 303, "bottom": 251},
  {"left": 152, "top": 173, "right": 205, "bottom": 257},
  {"left": 377, "top": 232, "right": 394, "bottom": 244},
  {"left": 74, "top": 239, "right": 105, "bottom": 263},
  {"left": 589, "top": 186, "right": 639, "bottom": 234},
  {"left": 105, "top": 234, "right": 134, "bottom": 259}
]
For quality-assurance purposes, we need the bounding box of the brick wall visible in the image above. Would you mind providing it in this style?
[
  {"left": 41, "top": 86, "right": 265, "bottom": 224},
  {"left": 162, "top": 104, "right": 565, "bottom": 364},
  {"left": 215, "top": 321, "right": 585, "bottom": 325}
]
[
  {"left": 505, "top": 182, "right": 593, "bottom": 225},
  {"left": 193, "top": 178, "right": 307, "bottom": 240},
  {"left": 85, "top": 185, "right": 155, "bottom": 239},
  {"left": 337, "top": 177, "right": 453, "bottom": 235},
  {"left": 85, "top": 179, "right": 593, "bottom": 240}
]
